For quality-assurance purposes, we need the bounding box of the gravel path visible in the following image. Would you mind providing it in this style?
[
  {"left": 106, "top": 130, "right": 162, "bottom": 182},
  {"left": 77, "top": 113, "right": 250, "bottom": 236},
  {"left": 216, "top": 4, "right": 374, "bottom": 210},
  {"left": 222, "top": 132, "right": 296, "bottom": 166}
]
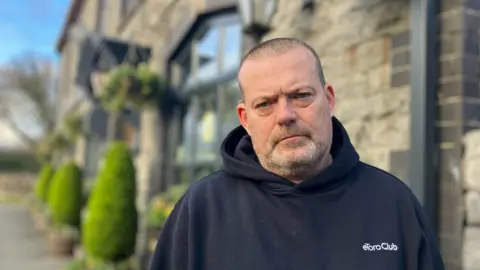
[{"left": 0, "top": 203, "right": 69, "bottom": 270}]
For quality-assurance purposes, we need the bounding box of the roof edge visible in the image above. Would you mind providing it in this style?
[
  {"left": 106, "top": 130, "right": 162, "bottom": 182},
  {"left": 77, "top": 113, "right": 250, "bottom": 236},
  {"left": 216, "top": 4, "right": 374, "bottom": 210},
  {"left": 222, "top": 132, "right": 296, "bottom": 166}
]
[{"left": 55, "top": 0, "right": 85, "bottom": 53}]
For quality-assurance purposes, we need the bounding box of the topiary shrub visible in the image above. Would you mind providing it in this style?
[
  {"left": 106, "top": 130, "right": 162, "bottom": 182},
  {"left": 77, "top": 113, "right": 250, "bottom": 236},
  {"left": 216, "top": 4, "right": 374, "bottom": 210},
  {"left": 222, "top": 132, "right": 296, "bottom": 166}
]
[
  {"left": 48, "top": 161, "right": 83, "bottom": 227},
  {"left": 82, "top": 141, "right": 138, "bottom": 262},
  {"left": 34, "top": 163, "right": 55, "bottom": 203}
]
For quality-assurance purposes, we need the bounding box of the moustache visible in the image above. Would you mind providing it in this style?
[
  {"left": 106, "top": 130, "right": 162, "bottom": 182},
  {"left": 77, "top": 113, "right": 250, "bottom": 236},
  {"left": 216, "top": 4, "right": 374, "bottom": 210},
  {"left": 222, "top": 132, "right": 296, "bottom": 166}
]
[{"left": 271, "top": 128, "right": 311, "bottom": 145}]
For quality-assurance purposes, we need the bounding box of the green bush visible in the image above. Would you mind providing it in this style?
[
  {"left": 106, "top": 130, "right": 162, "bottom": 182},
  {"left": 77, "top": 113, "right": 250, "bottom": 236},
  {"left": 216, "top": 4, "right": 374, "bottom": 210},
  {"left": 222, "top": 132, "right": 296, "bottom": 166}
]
[
  {"left": 48, "top": 162, "right": 83, "bottom": 227},
  {"left": 82, "top": 141, "right": 138, "bottom": 262},
  {"left": 34, "top": 164, "right": 55, "bottom": 203}
]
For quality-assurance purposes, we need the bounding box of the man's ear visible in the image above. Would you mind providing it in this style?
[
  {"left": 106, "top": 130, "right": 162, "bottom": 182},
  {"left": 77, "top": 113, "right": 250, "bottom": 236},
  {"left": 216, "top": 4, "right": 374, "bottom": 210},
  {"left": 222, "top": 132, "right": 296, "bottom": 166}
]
[
  {"left": 324, "top": 83, "right": 335, "bottom": 117},
  {"left": 237, "top": 103, "right": 249, "bottom": 134}
]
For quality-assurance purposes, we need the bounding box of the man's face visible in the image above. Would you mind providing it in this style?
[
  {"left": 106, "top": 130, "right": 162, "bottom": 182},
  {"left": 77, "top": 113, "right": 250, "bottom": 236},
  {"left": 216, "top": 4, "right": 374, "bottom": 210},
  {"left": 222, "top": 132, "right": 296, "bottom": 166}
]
[{"left": 237, "top": 46, "right": 335, "bottom": 179}]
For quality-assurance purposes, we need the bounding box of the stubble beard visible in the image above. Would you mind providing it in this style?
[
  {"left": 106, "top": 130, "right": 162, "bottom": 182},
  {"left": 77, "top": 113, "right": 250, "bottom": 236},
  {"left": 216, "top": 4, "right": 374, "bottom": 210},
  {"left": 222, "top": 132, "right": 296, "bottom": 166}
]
[{"left": 256, "top": 138, "right": 329, "bottom": 181}]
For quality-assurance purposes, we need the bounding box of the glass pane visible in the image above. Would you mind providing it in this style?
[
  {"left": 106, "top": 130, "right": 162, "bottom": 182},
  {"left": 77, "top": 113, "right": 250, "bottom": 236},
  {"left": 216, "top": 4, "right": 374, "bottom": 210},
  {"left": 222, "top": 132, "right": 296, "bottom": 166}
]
[
  {"left": 222, "top": 23, "right": 242, "bottom": 71},
  {"left": 195, "top": 26, "right": 220, "bottom": 82},
  {"left": 195, "top": 90, "right": 218, "bottom": 163},
  {"left": 176, "top": 101, "right": 197, "bottom": 165}
]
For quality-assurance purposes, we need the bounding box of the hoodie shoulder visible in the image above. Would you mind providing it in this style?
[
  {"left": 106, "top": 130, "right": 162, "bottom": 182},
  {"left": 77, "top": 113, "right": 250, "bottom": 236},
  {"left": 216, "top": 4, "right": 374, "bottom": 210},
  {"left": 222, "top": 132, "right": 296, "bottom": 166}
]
[
  {"left": 354, "top": 161, "right": 417, "bottom": 201},
  {"left": 182, "top": 170, "right": 239, "bottom": 201}
]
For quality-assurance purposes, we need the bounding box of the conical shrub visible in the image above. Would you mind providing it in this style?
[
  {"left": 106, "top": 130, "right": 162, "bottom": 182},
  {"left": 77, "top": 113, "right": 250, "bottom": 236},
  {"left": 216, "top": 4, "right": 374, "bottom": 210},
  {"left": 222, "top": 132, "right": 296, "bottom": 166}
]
[
  {"left": 48, "top": 161, "right": 83, "bottom": 226},
  {"left": 82, "top": 141, "right": 138, "bottom": 262},
  {"left": 34, "top": 163, "right": 55, "bottom": 203}
]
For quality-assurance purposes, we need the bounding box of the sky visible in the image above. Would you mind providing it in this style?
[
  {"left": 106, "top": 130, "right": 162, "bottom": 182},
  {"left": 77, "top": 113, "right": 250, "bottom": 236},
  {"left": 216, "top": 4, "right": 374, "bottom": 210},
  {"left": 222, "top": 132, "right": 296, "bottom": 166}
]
[
  {"left": 0, "top": 0, "right": 70, "bottom": 149},
  {"left": 0, "top": 0, "right": 70, "bottom": 65}
]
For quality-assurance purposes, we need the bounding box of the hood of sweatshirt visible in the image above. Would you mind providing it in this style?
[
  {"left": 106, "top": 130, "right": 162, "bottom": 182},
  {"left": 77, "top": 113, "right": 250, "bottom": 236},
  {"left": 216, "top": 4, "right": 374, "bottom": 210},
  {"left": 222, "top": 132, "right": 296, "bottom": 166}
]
[{"left": 220, "top": 116, "right": 359, "bottom": 195}]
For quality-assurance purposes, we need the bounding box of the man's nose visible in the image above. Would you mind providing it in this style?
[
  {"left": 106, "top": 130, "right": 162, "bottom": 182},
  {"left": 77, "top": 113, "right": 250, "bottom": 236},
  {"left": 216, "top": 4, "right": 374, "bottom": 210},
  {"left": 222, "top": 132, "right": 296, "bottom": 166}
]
[{"left": 276, "top": 99, "right": 297, "bottom": 125}]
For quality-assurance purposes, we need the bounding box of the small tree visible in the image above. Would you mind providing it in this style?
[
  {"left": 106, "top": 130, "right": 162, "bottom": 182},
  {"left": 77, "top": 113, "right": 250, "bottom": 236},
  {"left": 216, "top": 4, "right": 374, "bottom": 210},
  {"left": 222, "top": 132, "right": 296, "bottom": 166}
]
[
  {"left": 82, "top": 141, "right": 138, "bottom": 262},
  {"left": 34, "top": 163, "right": 55, "bottom": 203},
  {"left": 48, "top": 162, "right": 83, "bottom": 227},
  {"left": 0, "top": 53, "right": 57, "bottom": 151}
]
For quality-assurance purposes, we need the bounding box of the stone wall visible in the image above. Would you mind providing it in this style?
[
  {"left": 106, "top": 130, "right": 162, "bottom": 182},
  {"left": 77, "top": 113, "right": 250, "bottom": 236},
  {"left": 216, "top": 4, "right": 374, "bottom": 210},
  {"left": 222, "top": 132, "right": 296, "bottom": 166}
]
[
  {"left": 437, "top": 2, "right": 480, "bottom": 269},
  {"left": 96, "top": 0, "right": 414, "bottom": 202},
  {"left": 463, "top": 130, "right": 480, "bottom": 269},
  {"left": 0, "top": 172, "right": 36, "bottom": 198},
  {"left": 264, "top": 0, "right": 411, "bottom": 180}
]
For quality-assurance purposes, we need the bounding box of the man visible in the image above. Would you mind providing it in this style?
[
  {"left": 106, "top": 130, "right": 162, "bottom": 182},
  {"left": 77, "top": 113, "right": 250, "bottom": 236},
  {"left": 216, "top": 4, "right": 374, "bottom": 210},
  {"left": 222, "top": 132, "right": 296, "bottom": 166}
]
[{"left": 149, "top": 38, "right": 445, "bottom": 270}]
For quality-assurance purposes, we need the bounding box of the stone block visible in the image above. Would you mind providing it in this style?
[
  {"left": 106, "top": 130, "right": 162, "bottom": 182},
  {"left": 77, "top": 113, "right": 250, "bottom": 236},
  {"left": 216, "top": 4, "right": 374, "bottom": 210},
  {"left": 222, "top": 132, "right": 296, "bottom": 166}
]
[
  {"left": 439, "top": 186, "right": 464, "bottom": 236},
  {"left": 368, "top": 114, "right": 410, "bottom": 150},
  {"left": 466, "top": 191, "right": 480, "bottom": 225},
  {"left": 464, "top": 102, "right": 480, "bottom": 123},
  {"left": 440, "top": 9, "right": 464, "bottom": 34},
  {"left": 369, "top": 88, "right": 410, "bottom": 117},
  {"left": 438, "top": 101, "right": 463, "bottom": 123},
  {"left": 440, "top": 56, "right": 480, "bottom": 80},
  {"left": 389, "top": 150, "right": 409, "bottom": 183},
  {"left": 336, "top": 87, "right": 410, "bottom": 126},
  {"left": 390, "top": 69, "right": 409, "bottom": 88},
  {"left": 390, "top": 31, "right": 409, "bottom": 50},
  {"left": 333, "top": 72, "right": 370, "bottom": 102},
  {"left": 321, "top": 53, "right": 356, "bottom": 82},
  {"left": 391, "top": 49, "right": 409, "bottom": 69},
  {"left": 438, "top": 77, "right": 480, "bottom": 100},
  {"left": 437, "top": 125, "right": 462, "bottom": 144},
  {"left": 368, "top": 64, "right": 391, "bottom": 92},
  {"left": 357, "top": 147, "right": 391, "bottom": 172},
  {"left": 463, "top": 227, "right": 480, "bottom": 269},
  {"left": 356, "top": 37, "right": 391, "bottom": 72},
  {"left": 464, "top": 156, "right": 480, "bottom": 190},
  {"left": 341, "top": 112, "right": 410, "bottom": 152},
  {"left": 464, "top": 129, "right": 480, "bottom": 158}
]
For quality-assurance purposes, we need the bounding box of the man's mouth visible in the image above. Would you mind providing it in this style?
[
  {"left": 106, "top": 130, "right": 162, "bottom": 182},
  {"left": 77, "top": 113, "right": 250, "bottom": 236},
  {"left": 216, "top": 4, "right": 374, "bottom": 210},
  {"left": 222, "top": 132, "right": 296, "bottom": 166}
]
[{"left": 279, "top": 135, "right": 303, "bottom": 142}]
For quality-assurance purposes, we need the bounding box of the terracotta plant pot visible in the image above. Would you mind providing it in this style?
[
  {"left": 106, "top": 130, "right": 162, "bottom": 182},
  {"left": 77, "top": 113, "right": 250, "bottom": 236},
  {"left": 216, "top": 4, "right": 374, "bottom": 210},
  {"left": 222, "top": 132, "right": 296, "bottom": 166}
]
[
  {"left": 33, "top": 211, "right": 50, "bottom": 233},
  {"left": 48, "top": 230, "right": 75, "bottom": 257}
]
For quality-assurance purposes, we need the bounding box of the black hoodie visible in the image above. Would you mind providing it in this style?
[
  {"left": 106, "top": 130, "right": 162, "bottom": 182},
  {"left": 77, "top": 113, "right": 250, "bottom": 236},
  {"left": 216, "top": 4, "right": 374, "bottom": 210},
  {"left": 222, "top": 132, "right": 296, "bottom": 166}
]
[{"left": 149, "top": 117, "right": 445, "bottom": 270}]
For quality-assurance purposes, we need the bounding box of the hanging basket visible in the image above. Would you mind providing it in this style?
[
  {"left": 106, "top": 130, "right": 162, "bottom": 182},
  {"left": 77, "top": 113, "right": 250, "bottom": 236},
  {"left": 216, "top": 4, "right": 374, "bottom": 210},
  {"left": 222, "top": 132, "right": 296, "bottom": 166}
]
[
  {"left": 94, "top": 64, "right": 167, "bottom": 112},
  {"left": 90, "top": 71, "right": 110, "bottom": 98}
]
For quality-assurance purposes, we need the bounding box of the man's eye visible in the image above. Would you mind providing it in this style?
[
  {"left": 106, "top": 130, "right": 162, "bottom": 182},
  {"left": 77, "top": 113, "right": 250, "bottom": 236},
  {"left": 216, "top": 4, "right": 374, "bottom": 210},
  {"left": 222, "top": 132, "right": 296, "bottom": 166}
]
[
  {"left": 255, "top": 102, "right": 269, "bottom": 109},
  {"left": 293, "top": 93, "right": 311, "bottom": 99}
]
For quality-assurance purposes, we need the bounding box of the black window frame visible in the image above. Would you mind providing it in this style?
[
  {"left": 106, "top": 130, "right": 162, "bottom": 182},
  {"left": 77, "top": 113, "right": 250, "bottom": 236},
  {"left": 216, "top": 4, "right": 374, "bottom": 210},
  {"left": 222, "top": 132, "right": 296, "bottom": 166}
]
[{"left": 164, "top": 8, "right": 243, "bottom": 188}]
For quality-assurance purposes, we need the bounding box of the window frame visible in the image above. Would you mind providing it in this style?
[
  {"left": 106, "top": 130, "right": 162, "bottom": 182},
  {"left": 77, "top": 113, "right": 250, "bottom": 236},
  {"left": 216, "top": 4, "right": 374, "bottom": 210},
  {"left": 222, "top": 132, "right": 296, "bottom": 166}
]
[{"left": 165, "top": 10, "right": 243, "bottom": 187}]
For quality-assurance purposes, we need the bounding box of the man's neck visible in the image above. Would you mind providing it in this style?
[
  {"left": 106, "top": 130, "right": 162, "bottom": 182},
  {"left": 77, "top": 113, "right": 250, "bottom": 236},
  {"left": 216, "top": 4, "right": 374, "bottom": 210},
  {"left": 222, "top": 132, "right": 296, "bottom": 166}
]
[{"left": 289, "top": 153, "right": 333, "bottom": 184}]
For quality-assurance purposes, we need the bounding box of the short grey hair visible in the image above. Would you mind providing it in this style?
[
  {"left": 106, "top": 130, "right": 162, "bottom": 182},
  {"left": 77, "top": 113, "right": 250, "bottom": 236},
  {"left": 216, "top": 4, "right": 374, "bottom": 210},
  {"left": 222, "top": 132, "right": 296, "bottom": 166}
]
[{"left": 237, "top": 37, "right": 326, "bottom": 102}]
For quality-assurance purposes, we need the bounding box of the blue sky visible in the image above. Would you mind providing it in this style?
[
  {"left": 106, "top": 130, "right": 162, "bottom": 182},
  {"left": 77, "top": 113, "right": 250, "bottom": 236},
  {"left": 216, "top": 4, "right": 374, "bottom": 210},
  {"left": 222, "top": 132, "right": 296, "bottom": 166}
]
[{"left": 0, "top": 0, "right": 70, "bottom": 65}]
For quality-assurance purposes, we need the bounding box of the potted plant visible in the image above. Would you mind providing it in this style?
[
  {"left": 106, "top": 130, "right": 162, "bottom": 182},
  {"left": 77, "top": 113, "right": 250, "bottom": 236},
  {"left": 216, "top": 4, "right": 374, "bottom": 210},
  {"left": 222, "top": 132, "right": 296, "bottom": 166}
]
[
  {"left": 82, "top": 141, "right": 138, "bottom": 264},
  {"left": 47, "top": 161, "right": 83, "bottom": 257},
  {"left": 145, "top": 195, "right": 175, "bottom": 252},
  {"left": 48, "top": 224, "right": 79, "bottom": 257},
  {"left": 31, "top": 163, "right": 56, "bottom": 231},
  {"left": 145, "top": 183, "right": 188, "bottom": 254}
]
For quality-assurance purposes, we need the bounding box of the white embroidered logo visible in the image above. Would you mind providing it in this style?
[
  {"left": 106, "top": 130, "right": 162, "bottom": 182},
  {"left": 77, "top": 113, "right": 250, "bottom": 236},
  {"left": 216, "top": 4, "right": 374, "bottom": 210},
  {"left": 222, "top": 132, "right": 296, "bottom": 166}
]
[{"left": 362, "top": 243, "right": 398, "bottom": 252}]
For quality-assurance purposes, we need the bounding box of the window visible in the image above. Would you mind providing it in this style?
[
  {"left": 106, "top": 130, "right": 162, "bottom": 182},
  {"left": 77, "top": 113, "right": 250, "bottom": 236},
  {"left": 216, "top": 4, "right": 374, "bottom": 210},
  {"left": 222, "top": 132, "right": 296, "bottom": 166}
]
[{"left": 167, "top": 12, "right": 243, "bottom": 186}]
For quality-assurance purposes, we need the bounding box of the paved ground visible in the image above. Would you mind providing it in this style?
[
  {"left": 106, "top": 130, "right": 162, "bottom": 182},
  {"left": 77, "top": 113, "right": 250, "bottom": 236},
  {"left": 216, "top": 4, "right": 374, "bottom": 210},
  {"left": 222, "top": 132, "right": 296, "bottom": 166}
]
[{"left": 0, "top": 203, "right": 69, "bottom": 270}]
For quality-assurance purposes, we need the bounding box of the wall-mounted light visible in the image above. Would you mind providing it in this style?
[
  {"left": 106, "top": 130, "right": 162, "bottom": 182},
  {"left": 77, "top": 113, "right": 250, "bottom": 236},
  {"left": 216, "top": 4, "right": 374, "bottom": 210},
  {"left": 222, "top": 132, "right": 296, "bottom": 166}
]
[
  {"left": 237, "top": 0, "right": 278, "bottom": 39},
  {"left": 302, "top": 0, "right": 315, "bottom": 11}
]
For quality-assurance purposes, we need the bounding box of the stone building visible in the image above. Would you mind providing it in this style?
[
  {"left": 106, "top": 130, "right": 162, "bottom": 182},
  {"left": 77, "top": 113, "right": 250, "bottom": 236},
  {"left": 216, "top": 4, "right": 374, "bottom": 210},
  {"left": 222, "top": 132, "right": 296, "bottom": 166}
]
[{"left": 55, "top": 0, "right": 480, "bottom": 268}]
